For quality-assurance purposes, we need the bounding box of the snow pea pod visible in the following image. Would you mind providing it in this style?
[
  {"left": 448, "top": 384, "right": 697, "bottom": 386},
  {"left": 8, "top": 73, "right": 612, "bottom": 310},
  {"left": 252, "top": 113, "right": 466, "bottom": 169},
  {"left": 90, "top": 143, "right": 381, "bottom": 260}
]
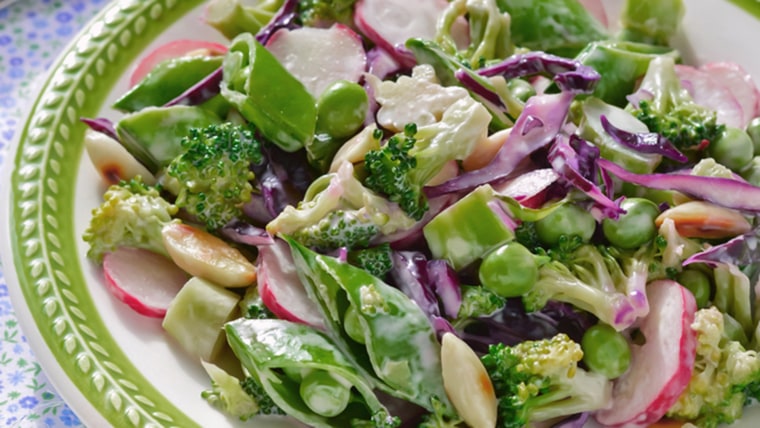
[
  {"left": 285, "top": 237, "right": 452, "bottom": 414},
  {"left": 115, "top": 105, "right": 220, "bottom": 173},
  {"left": 225, "top": 318, "right": 391, "bottom": 428},
  {"left": 575, "top": 41, "right": 679, "bottom": 107},
  {"left": 221, "top": 33, "right": 316, "bottom": 152},
  {"left": 114, "top": 55, "right": 224, "bottom": 112}
]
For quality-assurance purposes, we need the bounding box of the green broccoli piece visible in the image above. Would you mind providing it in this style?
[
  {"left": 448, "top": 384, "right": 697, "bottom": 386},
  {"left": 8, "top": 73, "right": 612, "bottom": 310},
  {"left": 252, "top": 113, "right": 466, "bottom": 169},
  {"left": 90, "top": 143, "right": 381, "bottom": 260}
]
[
  {"left": 667, "top": 307, "right": 760, "bottom": 427},
  {"left": 297, "top": 0, "right": 357, "bottom": 27},
  {"left": 351, "top": 411, "right": 402, "bottom": 428},
  {"left": 348, "top": 243, "right": 394, "bottom": 278},
  {"left": 165, "top": 122, "right": 263, "bottom": 230},
  {"left": 454, "top": 285, "right": 506, "bottom": 323},
  {"left": 239, "top": 286, "right": 275, "bottom": 320},
  {"left": 418, "top": 396, "right": 463, "bottom": 428},
  {"left": 629, "top": 56, "right": 725, "bottom": 154},
  {"left": 267, "top": 162, "right": 415, "bottom": 248},
  {"left": 82, "top": 177, "right": 178, "bottom": 263},
  {"left": 240, "top": 376, "right": 284, "bottom": 416},
  {"left": 290, "top": 210, "right": 380, "bottom": 250},
  {"left": 201, "top": 362, "right": 259, "bottom": 421},
  {"left": 481, "top": 333, "right": 611, "bottom": 428},
  {"left": 524, "top": 243, "right": 655, "bottom": 331}
]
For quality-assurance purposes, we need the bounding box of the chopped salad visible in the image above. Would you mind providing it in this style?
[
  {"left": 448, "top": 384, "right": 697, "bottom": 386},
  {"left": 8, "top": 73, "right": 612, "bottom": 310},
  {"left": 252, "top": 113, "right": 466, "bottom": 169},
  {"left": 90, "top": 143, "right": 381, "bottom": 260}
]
[{"left": 81, "top": 0, "right": 760, "bottom": 427}]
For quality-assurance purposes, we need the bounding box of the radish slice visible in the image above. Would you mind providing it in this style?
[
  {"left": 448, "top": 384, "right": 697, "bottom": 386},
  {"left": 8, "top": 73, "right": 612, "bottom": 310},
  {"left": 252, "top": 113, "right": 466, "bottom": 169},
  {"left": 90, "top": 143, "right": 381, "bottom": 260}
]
[
  {"left": 266, "top": 24, "right": 367, "bottom": 98},
  {"left": 701, "top": 62, "right": 760, "bottom": 128},
  {"left": 102, "top": 247, "right": 189, "bottom": 318},
  {"left": 675, "top": 64, "right": 745, "bottom": 129},
  {"left": 354, "top": 0, "right": 452, "bottom": 66},
  {"left": 594, "top": 280, "right": 697, "bottom": 427},
  {"left": 577, "top": 0, "right": 608, "bottom": 28},
  {"left": 129, "top": 39, "right": 227, "bottom": 87},
  {"left": 258, "top": 240, "right": 325, "bottom": 329}
]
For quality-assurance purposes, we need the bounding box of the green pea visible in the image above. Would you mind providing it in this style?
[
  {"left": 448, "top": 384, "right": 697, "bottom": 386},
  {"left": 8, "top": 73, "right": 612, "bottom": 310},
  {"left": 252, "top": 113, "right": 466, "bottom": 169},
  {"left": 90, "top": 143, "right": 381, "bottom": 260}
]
[
  {"left": 602, "top": 198, "right": 660, "bottom": 249},
  {"left": 507, "top": 78, "right": 536, "bottom": 103},
  {"left": 741, "top": 156, "right": 760, "bottom": 187},
  {"left": 479, "top": 242, "right": 538, "bottom": 298},
  {"left": 299, "top": 370, "right": 352, "bottom": 417},
  {"left": 708, "top": 126, "right": 754, "bottom": 171},
  {"left": 343, "top": 305, "right": 365, "bottom": 344},
  {"left": 535, "top": 203, "right": 597, "bottom": 247},
  {"left": 316, "top": 80, "right": 369, "bottom": 139},
  {"left": 581, "top": 323, "right": 631, "bottom": 379},
  {"left": 745, "top": 117, "right": 760, "bottom": 156},
  {"left": 676, "top": 268, "right": 711, "bottom": 308}
]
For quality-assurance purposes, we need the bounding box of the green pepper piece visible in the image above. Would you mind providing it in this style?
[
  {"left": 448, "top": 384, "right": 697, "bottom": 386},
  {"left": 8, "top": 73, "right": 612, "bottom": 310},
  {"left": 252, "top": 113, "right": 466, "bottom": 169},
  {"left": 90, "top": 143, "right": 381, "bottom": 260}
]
[
  {"left": 225, "top": 318, "right": 391, "bottom": 428},
  {"left": 575, "top": 41, "right": 679, "bottom": 107},
  {"left": 285, "top": 237, "right": 452, "bottom": 414},
  {"left": 221, "top": 33, "right": 317, "bottom": 152},
  {"left": 423, "top": 185, "right": 515, "bottom": 270},
  {"left": 579, "top": 97, "right": 661, "bottom": 174},
  {"left": 495, "top": 0, "right": 608, "bottom": 58},
  {"left": 115, "top": 105, "right": 221, "bottom": 173},
  {"left": 113, "top": 55, "right": 223, "bottom": 112}
]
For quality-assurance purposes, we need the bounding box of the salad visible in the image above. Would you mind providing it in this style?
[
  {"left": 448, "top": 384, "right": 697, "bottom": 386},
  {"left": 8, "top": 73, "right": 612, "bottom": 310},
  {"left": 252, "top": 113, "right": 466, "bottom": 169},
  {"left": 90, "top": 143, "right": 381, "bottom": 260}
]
[{"left": 79, "top": 0, "right": 760, "bottom": 427}]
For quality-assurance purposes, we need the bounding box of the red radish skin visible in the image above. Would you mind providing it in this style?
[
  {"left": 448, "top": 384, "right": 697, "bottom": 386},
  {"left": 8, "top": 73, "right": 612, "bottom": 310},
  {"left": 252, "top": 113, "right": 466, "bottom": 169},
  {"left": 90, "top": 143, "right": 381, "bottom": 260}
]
[
  {"left": 701, "top": 62, "right": 760, "bottom": 128},
  {"left": 675, "top": 64, "right": 745, "bottom": 129},
  {"left": 129, "top": 39, "right": 227, "bottom": 87},
  {"left": 257, "top": 240, "right": 325, "bottom": 329},
  {"left": 594, "top": 280, "right": 697, "bottom": 428},
  {"left": 266, "top": 24, "right": 367, "bottom": 98},
  {"left": 102, "top": 247, "right": 189, "bottom": 318}
]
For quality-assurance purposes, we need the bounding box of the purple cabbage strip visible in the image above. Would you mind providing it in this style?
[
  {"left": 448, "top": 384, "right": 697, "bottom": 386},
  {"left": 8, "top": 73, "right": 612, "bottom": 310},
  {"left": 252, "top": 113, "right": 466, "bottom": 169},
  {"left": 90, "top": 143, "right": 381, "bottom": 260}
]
[
  {"left": 551, "top": 413, "right": 590, "bottom": 428},
  {"left": 684, "top": 228, "right": 760, "bottom": 268},
  {"left": 598, "top": 158, "right": 760, "bottom": 212},
  {"left": 220, "top": 219, "right": 274, "bottom": 246},
  {"left": 426, "top": 260, "right": 462, "bottom": 319},
  {"left": 254, "top": 0, "right": 299, "bottom": 45},
  {"left": 426, "top": 91, "right": 576, "bottom": 197},
  {"left": 477, "top": 52, "right": 601, "bottom": 94},
  {"left": 389, "top": 251, "right": 441, "bottom": 319},
  {"left": 164, "top": 67, "right": 223, "bottom": 107},
  {"left": 600, "top": 115, "right": 687, "bottom": 163},
  {"left": 80, "top": 117, "right": 119, "bottom": 141},
  {"left": 455, "top": 69, "right": 508, "bottom": 110},
  {"left": 548, "top": 134, "right": 624, "bottom": 219}
]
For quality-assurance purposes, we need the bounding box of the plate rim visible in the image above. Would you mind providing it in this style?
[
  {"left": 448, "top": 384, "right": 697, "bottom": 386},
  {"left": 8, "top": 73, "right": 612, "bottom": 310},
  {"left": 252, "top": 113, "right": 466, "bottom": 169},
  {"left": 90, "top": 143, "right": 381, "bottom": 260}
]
[{"left": 0, "top": 1, "right": 208, "bottom": 426}]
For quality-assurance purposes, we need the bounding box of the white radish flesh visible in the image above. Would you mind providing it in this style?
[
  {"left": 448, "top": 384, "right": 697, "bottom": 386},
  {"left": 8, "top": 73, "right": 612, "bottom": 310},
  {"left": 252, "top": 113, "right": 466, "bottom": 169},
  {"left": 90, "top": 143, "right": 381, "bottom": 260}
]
[
  {"left": 257, "top": 240, "right": 324, "bottom": 329},
  {"left": 266, "top": 24, "right": 366, "bottom": 98},
  {"left": 162, "top": 222, "right": 256, "bottom": 288},
  {"left": 102, "top": 247, "right": 189, "bottom": 318},
  {"left": 701, "top": 62, "right": 760, "bottom": 129},
  {"left": 594, "top": 279, "right": 697, "bottom": 427},
  {"left": 675, "top": 64, "right": 745, "bottom": 129},
  {"left": 354, "top": 0, "right": 451, "bottom": 66}
]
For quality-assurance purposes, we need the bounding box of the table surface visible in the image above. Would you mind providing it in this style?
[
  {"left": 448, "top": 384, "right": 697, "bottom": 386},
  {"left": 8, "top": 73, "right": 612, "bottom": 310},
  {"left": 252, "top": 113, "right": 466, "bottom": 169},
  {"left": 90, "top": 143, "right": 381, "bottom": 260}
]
[{"left": 1, "top": 1, "right": 107, "bottom": 426}]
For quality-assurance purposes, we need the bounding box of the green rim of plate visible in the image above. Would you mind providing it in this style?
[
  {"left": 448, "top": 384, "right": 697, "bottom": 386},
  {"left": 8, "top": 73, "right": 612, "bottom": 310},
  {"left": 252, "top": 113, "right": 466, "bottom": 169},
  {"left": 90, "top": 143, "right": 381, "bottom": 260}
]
[{"left": 8, "top": 0, "right": 204, "bottom": 426}]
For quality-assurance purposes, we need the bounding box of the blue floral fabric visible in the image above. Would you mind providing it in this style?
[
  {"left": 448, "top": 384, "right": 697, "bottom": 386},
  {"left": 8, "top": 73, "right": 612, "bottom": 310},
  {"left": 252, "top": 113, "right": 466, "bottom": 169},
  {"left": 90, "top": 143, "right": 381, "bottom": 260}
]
[{"left": 0, "top": 1, "right": 105, "bottom": 426}]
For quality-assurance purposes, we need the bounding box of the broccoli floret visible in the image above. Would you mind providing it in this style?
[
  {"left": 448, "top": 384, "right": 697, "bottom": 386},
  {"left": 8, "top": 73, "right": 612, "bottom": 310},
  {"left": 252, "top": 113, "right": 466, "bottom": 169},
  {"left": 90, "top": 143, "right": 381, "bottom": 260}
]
[
  {"left": 290, "top": 210, "right": 380, "bottom": 250},
  {"left": 297, "top": 0, "right": 357, "bottom": 27},
  {"left": 525, "top": 243, "right": 654, "bottom": 331},
  {"left": 239, "top": 286, "right": 275, "bottom": 320},
  {"left": 165, "top": 122, "right": 263, "bottom": 230},
  {"left": 418, "top": 396, "right": 463, "bottom": 428},
  {"left": 240, "top": 376, "right": 284, "bottom": 416},
  {"left": 629, "top": 56, "right": 724, "bottom": 154},
  {"left": 667, "top": 307, "right": 760, "bottom": 427},
  {"left": 201, "top": 362, "right": 259, "bottom": 421},
  {"left": 454, "top": 285, "right": 506, "bottom": 323},
  {"left": 348, "top": 244, "right": 394, "bottom": 278},
  {"left": 351, "top": 410, "right": 402, "bottom": 428},
  {"left": 267, "top": 162, "right": 415, "bottom": 248},
  {"left": 83, "top": 177, "right": 178, "bottom": 263},
  {"left": 481, "top": 333, "right": 611, "bottom": 428}
]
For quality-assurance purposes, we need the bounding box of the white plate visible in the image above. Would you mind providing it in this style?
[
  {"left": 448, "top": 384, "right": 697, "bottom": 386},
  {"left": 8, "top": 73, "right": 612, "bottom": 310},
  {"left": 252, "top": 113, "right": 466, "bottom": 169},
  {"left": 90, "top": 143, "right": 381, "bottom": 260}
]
[{"left": 1, "top": 0, "right": 760, "bottom": 426}]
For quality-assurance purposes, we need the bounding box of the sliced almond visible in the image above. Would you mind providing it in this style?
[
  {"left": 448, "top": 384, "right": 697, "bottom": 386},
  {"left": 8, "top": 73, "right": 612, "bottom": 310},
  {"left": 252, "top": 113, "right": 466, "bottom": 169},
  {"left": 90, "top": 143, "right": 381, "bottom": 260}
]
[
  {"left": 441, "top": 332, "right": 497, "bottom": 428},
  {"left": 462, "top": 128, "right": 511, "bottom": 172},
  {"left": 655, "top": 201, "right": 751, "bottom": 239},
  {"left": 84, "top": 129, "right": 156, "bottom": 186},
  {"left": 162, "top": 222, "right": 256, "bottom": 288}
]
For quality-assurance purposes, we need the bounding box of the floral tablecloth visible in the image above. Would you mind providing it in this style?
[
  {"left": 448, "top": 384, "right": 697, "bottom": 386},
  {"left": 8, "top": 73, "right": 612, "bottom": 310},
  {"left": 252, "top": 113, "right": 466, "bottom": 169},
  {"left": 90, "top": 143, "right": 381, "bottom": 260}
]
[{"left": 0, "top": 1, "right": 107, "bottom": 426}]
